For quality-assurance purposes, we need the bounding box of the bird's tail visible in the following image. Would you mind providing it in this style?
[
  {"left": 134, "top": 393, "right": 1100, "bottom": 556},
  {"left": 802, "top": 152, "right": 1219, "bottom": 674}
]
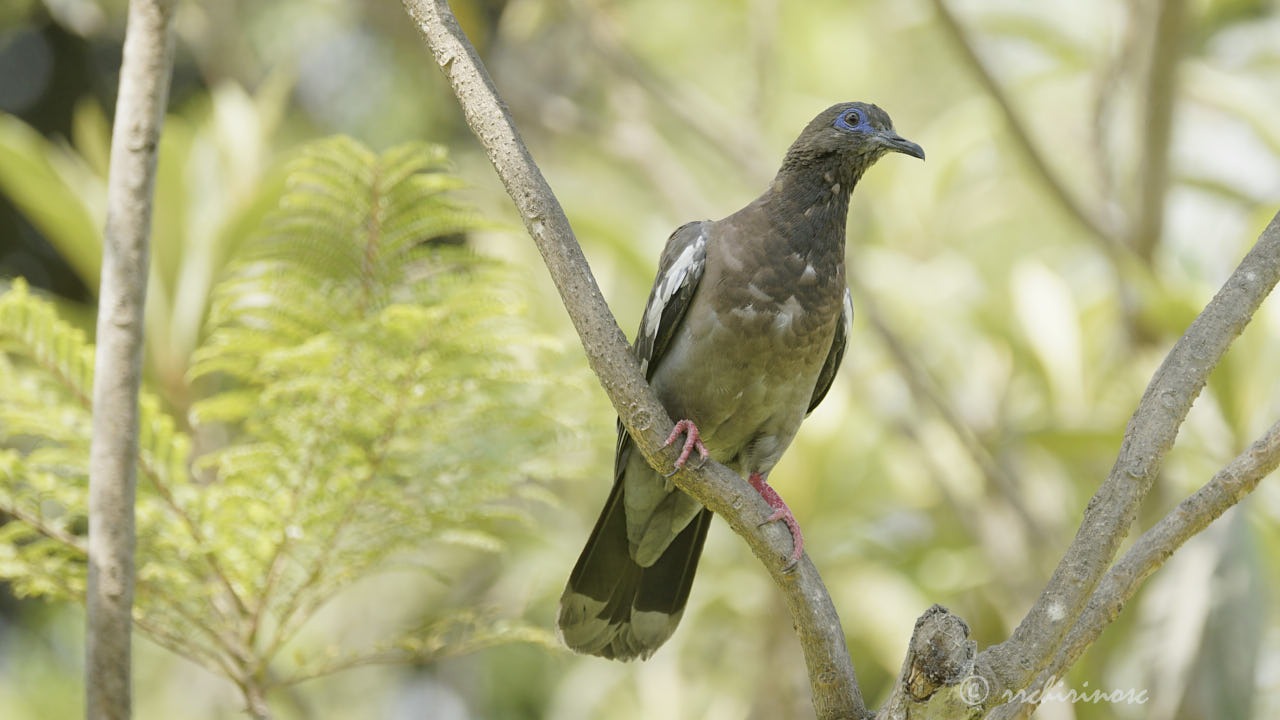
[{"left": 557, "top": 479, "right": 712, "bottom": 660}]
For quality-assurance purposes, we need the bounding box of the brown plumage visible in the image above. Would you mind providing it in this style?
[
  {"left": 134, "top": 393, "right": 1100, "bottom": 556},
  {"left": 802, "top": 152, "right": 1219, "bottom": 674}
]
[{"left": 558, "top": 102, "right": 924, "bottom": 660}]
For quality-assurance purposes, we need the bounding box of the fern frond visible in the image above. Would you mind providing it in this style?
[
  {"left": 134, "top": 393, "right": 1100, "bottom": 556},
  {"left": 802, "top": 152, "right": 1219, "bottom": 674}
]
[
  {"left": 200, "top": 135, "right": 486, "bottom": 340},
  {"left": 190, "top": 137, "right": 572, "bottom": 667},
  {"left": 0, "top": 134, "right": 594, "bottom": 694},
  {"left": 0, "top": 280, "right": 212, "bottom": 614}
]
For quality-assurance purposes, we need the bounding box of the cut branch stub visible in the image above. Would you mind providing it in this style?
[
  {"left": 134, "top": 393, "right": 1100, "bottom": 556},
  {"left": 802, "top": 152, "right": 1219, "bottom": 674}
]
[
  {"left": 879, "top": 605, "right": 985, "bottom": 720},
  {"left": 904, "top": 606, "right": 974, "bottom": 700}
]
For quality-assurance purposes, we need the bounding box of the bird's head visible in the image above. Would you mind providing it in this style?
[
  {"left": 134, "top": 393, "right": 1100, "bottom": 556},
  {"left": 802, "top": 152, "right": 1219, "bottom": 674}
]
[{"left": 782, "top": 102, "right": 925, "bottom": 176}]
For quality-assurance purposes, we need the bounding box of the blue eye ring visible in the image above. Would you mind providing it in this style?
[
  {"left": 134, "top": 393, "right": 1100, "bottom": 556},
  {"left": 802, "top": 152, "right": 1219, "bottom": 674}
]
[{"left": 834, "top": 109, "right": 867, "bottom": 132}]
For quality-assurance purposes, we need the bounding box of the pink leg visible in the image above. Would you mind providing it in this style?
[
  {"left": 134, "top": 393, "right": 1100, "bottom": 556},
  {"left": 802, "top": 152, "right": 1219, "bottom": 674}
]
[
  {"left": 661, "top": 419, "right": 710, "bottom": 476},
  {"left": 748, "top": 472, "right": 804, "bottom": 570}
]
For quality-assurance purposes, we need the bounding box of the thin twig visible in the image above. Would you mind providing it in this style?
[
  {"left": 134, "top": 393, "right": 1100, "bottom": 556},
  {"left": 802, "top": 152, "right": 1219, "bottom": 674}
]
[
  {"left": 928, "top": 0, "right": 1126, "bottom": 251},
  {"left": 401, "top": 2, "right": 869, "bottom": 717},
  {"left": 278, "top": 631, "right": 550, "bottom": 687},
  {"left": 244, "top": 443, "right": 321, "bottom": 650},
  {"left": 586, "top": 13, "right": 777, "bottom": 184},
  {"left": 0, "top": 504, "right": 89, "bottom": 552},
  {"left": 258, "top": 362, "right": 430, "bottom": 666},
  {"left": 1088, "top": 3, "right": 1139, "bottom": 211},
  {"left": 132, "top": 603, "right": 243, "bottom": 682},
  {"left": 928, "top": 0, "right": 1161, "bottom": 347},
  {"left": 602, "top": 90, "right": 712, "bottom": 220},
  {"left": 137, "top": 459, "right": 251, "bottom": 621},
  {"left": 235, "top": 676, "right": 275, "bottom": 720},
  {"left": 261, "top": 408, "right": 403, "bottom": 667}
]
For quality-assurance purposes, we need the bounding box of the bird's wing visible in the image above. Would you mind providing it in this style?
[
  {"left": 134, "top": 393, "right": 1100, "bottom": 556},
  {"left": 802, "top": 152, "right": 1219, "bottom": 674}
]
[
  {"left": 613, "top": 219, "right": 709, "bottom": 464},
  {"left": 612, "top": 220, "right": 709, "bottom": 548},
  {"left": 633, "top": 220, "right": 709, "bottom": 379},
  {"left": 806, "top": 286, "right": 853, "bottom": 415}
]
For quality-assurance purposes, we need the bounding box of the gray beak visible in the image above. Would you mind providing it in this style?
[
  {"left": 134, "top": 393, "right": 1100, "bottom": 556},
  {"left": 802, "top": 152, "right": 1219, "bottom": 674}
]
[{"left": 879, "top": 132, "right": 925, "bottom": 160}]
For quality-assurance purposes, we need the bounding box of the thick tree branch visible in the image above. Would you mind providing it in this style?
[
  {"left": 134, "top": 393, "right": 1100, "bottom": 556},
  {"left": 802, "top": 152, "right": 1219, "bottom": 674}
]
[
  {"left": 978, "top": 209, "right": 1280, "bottom": 695},
  {"left": 987, "top": 416, "right": 1280, "bottom": 719},
  {"left": 400, "top": 1, "right": 868, "bottom": 717},
  {"left": 868, "top": 214, "right": 1280, "bottom": 719},
  {"left": 87, "top": 0, "right": 176, "bottom": 718}
]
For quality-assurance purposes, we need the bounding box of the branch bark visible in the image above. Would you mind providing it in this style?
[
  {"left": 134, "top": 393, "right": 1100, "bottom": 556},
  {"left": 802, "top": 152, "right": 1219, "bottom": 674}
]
[
  {"left": 400, "top": 1, "right": 868, "bottom": 717},
  {"left": 976, "top": 209, "right": 1280, "bottom": 697},
  {"left": 987, "top": 417, "right": 1280, "bottom": 719},
  {"left": 868, "top": 213, "right": 1280, "bottom": 719},
  {"left": 876, "top": 605, "right": 980, "bottom": 720},
  {"left": 87, "top": 1, "right": 176, "bottom": 718}
]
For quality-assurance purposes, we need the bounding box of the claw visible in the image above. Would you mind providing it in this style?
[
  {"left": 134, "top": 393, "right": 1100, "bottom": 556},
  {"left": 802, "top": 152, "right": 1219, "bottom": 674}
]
[
  {"left": 749, "top": 472, "right": 805, "bottom": 571},
  {"left": 661, "top": 419, "right": 710, "bottom": 476}
]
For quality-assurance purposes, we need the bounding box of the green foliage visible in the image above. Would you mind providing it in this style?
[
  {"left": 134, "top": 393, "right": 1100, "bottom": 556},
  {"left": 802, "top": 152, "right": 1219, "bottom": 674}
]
[
  {"left": 0, "top": 80, "right": 292, "bottom": 404},
  {"left": 7, "top": 2, "right": 1280, "bottom": 717},
  {"left": 0, "top": 137, "right": 566, "bottom": 697}
]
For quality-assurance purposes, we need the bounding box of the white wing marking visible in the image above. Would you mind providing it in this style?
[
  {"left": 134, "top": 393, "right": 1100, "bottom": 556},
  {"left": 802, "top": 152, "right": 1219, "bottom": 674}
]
[
  {"left": 638, "top": 231, "right": 706, "bottom": 374},
  {"left": 842, "top": 287, "right": 854, "bottom": 338}
]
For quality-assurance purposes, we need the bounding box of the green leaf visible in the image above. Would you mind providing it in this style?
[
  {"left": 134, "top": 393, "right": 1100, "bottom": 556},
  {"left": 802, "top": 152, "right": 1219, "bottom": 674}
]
[{"left": 0, "top": 115, "right": 103, "bottom": 291}]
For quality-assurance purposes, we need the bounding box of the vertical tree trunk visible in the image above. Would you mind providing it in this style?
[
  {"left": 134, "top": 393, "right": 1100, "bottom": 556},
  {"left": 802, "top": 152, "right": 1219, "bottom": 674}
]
[{"left": 87, "top": 1, "right": 176, "bottom": 718}]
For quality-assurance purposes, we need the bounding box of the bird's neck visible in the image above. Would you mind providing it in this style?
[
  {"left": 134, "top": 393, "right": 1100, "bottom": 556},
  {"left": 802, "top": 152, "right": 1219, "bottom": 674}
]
[{"left": 755, "top": 152, "right": 864, "bottom": 253}]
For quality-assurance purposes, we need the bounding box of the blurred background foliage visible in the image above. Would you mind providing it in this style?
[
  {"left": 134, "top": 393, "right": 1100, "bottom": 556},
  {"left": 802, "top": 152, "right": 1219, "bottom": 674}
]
[{"left": 1, "top": 0, "right": 1279, "bottom": 718}]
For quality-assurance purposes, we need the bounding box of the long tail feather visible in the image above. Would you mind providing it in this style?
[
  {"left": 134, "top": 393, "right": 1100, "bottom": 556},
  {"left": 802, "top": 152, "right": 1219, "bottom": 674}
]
[{"left": 557, "top": 480, "right": 712, "bottom": 660}]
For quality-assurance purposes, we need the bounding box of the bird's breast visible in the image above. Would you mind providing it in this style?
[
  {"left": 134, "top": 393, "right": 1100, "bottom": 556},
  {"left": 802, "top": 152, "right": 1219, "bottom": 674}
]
[
  {"left": 646, "top": 235, "right": 844, "bottom": 473},
  {"left": 711, "top": 239, "right": 844, "bottom": 344}
]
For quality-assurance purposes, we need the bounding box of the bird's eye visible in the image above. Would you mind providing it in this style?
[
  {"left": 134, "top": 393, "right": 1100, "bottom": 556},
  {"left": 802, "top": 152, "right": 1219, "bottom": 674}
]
[{"left": 834, "top": 109, "right": 865, "bottom": 131}]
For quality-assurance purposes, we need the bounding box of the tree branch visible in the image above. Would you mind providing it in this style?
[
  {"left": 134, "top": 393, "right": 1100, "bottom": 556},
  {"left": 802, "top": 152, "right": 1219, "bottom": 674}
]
[
  {"left": 987, "top": 416, "right": 1280, "bottom": 719},
  {"left": 400, "top": 1, "right": 868, "bottom": 717},
  {"left": 978, "top": 209, "right": 1280, "bottom": 696},
  {"left": 864, "top": 213, "right": 1280, "bottom": 718},
  {"left": 0, "top": 504, "right": 89, "bottom": 554},
  {"left": 87, "top": 0, "right": 176, "bottom": 718}
]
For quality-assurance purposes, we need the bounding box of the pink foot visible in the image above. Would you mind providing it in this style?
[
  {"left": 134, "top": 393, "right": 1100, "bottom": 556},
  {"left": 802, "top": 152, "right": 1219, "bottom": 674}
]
[
  {"left": 748, "top": 472, "right": 804, "bottom": 571},
  {"left": 661, "top": 419, "right": 710, "bottom": 476}
]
